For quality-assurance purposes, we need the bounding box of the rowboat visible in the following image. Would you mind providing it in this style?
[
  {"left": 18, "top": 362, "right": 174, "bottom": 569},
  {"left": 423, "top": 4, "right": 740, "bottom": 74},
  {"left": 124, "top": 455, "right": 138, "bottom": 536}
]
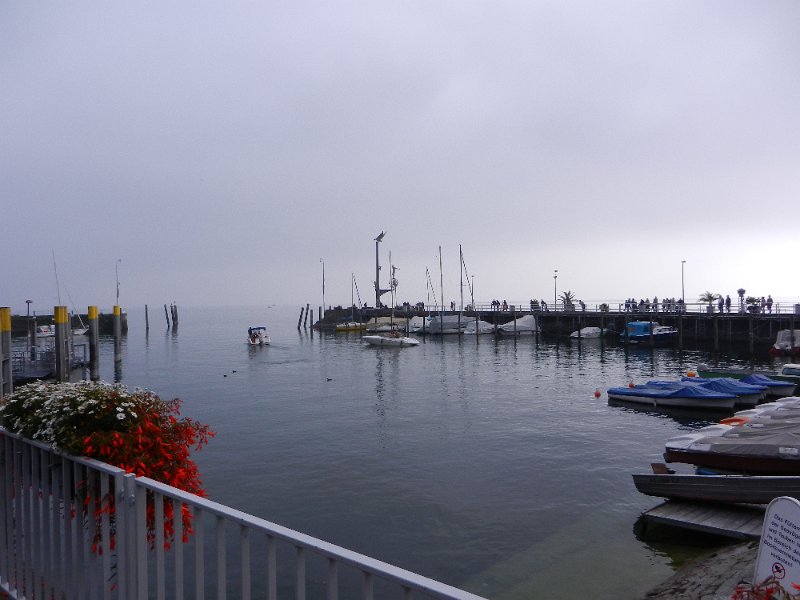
[{"left": 633, "top": 464, "right": 800, "bottom": 504}]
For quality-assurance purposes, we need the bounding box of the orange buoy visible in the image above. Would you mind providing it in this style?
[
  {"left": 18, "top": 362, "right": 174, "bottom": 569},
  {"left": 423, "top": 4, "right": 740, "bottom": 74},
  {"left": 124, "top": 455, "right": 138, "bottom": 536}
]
[
  {"left": 594, "top": 388, "right": 601, "bottom": 398},
  {"left": 628, "top": 381, "right": 635, "bottom": 388},
  {"left": 720, "top": 416, "right": 750, "bottom": 426},
  {"left": 686, "top": 371, "right": 697, "bottom": 377}
]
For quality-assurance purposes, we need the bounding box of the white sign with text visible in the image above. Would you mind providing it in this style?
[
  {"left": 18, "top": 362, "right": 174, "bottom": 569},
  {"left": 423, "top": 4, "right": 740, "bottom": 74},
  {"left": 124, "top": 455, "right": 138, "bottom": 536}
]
[{"left": 755, "top": 496, "right": 800, "bottom": 594}]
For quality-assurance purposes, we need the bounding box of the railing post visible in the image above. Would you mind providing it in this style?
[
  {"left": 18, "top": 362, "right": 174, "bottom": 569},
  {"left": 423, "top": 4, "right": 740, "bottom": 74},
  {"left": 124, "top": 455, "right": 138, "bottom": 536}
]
[{"left": 0, "top": 307, "right": 11, "bottom": 397}]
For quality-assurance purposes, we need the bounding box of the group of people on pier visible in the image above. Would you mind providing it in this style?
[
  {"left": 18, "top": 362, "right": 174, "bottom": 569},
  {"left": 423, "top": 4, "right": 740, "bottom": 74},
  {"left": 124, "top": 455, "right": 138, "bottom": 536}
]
[{"left": 623, "top": 297, "right": 685, "bottom": 314}]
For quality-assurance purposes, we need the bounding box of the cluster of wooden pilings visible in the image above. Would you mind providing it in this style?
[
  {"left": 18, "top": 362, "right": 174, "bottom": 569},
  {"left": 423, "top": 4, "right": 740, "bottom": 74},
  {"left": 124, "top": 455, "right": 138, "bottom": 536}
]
[
  {"left": 297, "top": 304, "right": 319, "bottom": 330},
  {"left": 0, "top": 305, "right": 127, "bottom": 399},
  {"left": 144, "top": 302, "right": 179, "bottom": 330}
]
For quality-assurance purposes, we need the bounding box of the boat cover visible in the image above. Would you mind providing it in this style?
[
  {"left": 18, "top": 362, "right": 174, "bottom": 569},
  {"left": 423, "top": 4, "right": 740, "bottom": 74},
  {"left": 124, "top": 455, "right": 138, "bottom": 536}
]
[
  {"left": 742, "top": 374, "right": 797, "bottom": 391},
  {"left": 611, "top": 383, "right": 735, "bottom": 400},
  {"left": 497, "top": 315, "right": 539, "bottom": 333},
  {"left": 681, "top": 377, "right": 768, "bottom": 395}
]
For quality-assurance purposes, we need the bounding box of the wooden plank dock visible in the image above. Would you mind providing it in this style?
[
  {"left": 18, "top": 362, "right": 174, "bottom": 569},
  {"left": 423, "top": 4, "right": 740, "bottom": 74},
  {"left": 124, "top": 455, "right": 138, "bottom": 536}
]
[{"left": 643, "top": 500, "right": 766, "bottom": 539}]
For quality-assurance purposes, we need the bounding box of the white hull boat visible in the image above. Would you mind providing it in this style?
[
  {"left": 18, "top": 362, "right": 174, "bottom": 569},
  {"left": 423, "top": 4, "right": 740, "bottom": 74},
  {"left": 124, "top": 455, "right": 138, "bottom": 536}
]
[
  {"left": 247, "top": 326, "right": 270, "bottom": 345},
  {"left": 362, "top": 334, "right": 419, "bottom": 347}
]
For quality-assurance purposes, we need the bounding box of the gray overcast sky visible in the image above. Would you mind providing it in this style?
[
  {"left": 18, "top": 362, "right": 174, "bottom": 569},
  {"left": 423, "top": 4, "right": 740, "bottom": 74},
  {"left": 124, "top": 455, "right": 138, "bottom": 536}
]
[{"left": 3, "top": 1, "right": 799, "bottom": 313}]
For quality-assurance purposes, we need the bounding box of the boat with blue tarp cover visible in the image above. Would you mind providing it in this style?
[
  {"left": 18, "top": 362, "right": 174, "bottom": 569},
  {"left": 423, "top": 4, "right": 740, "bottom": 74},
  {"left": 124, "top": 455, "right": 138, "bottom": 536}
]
[
  {"left": 620, "top": 321, "right": 677, "bottom": 345},
  {"left": 607, "top": 382, "right": 737, "bottom": 410},
  {"left": 739, "top": 373, "right": 796, "bottom": 398},
  {"left": 680, "top": 376, "right": 768, "bottom": 406}
]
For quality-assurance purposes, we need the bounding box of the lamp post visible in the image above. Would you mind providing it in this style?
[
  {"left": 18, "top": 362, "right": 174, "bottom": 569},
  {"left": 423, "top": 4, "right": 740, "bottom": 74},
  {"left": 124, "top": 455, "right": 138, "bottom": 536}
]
[
  {"left": 553, "top": 269, "right": 558, "bottom": 310},
  {"left": 25, "top": 299, "right": 32, "bottom": 352},
  {"left": 320, "top": 258, "right": 325, "bottom": 313},
  {"left": 471, "top": 275, "right": 475, "bottom": 310},
  {"left": 115, "top": 259, "right": 122, "bottom": 305},
  {"left": 681, "top": 260, "right": 686, "bottom": 305}
]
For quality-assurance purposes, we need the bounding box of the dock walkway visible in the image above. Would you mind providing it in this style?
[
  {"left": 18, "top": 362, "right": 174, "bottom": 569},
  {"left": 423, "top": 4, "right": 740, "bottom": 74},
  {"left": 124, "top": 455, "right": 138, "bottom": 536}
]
[{"left": 643, "top": 500, "right": 765, "bottom": 539}]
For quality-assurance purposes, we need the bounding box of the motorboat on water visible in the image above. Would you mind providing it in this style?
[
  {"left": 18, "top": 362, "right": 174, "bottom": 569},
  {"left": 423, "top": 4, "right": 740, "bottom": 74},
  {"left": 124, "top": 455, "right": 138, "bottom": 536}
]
[
  {"left": 247, "top": 326, "right": 270, "bottom": 345},
  {"left": 769, "top": 329, "right": 800, "bottom": 356},
  {"left": 362, "top": 332, "right": 419, "bottom": 347},
  {"left": 620, "top": 321, "right": 677, "bottom": 345},
  {"left": 662, "top": 397, "right": 800, "bottom": 474},
  {"left": 607, "top": 381, "right": 737, "bottom": 410},
  {"left": 569, "top": 326, "right": 608, "bottom": 339}
]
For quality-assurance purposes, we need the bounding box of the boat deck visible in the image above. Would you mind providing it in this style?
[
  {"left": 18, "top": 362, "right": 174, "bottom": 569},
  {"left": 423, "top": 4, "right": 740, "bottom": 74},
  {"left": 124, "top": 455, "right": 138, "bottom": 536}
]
[{"left": 642, "top": 500, "right": 766, "bottom": 539}]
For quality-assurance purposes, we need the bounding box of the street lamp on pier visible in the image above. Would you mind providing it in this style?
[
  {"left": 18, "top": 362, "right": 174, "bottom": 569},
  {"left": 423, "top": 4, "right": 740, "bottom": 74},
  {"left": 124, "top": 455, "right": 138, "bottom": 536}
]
[
  {"left": 553, "top": 269, "right": 558, "bottom": 310},
  {"left": 681, "top": 260, "right": 686, "bottom": 305},
  {"left": 320, "top": 258, "right": 325, "bottom": 314}
]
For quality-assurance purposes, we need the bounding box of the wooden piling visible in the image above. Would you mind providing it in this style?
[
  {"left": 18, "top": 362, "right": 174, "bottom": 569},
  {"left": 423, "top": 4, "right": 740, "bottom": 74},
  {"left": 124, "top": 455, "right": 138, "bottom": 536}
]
[
  {"left": 297, "top": 307, "right": 304, "bottom": 329},
  {"left": 89, "top": 305, "right": 100, "bottom": 381},
  {"left": 145, "top": 304, "right": 149, "bottom": 331},
  {"left": 164, "top": 304, "right": 170, "bottom": 327},
  {"left": 0, "top": 307, "right": 11, "bottom": 397},
  {"left": 171, "top": 303, "right": 179, "bottom": 325},
  {"left": 54, "top": 305, "right": 70, "bottom": 382},
  {"left": 113, "top": 305, "right": 122, "bottom": 363},
  {"left": 304, "top": 304, "right": 310, "bottom": 328}
]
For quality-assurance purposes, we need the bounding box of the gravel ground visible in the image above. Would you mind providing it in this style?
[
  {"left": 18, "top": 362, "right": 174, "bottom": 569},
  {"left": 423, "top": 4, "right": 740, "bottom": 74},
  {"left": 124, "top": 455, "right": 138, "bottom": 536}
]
[{"left": 643, "top": 541, "right": 759, "bottom": 599}]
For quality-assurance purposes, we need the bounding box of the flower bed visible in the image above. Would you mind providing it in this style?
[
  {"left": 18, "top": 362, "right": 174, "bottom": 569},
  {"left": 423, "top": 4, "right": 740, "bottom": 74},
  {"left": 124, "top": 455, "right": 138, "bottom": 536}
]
[{"left": 0, "top": 380, "right": 214, "bottom": 549}]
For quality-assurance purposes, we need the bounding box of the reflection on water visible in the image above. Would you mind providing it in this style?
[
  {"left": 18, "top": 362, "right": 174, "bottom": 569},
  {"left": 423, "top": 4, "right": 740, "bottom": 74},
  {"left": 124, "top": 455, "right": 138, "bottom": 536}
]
[{"left": 10, "top": 306, "right": 784, "bottom": 599}]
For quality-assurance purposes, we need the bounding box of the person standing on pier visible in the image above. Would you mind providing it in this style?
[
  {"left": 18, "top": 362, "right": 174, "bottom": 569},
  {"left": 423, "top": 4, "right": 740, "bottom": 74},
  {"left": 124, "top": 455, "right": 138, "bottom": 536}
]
[{"left": 725, "top": 295, "right": 731, "bottom": 313}]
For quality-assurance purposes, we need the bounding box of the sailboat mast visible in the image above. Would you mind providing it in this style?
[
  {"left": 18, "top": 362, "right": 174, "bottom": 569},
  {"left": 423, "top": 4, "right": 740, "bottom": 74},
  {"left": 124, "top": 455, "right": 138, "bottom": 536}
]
[
  {"left": 459, "top": 244, "right": 464, "bottom": 312},
  {"left": 438, "top": 246, "right": 444, "bottom": 320},
  {"left": 52, "top": 249, "right": 62, "bottom": 305}
]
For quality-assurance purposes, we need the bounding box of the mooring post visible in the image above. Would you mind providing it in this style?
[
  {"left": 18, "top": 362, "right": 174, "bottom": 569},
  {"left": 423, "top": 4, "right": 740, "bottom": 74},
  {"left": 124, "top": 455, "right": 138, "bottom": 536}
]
[
  {"left": 749, "top": 313, "right": 754, "bottom": 354},
  {"left": 54, "top": 305, "right": 70, "bottom": 382},
  {"left": 0, "top": 307, "right": 12, "bottom": 397},
  {"left": 89, "top": 306, "right": 100, "bottom": 381},
  {"left": 714, "top": 313, "right": 720, "bottom": 352},
  {"left": 303, "top": 304, "right": 310, "bottom": 328},
  {"left": 164, "top": 304, "right": 170, "bottom": 327},
  {"left": 113, "top": 305, "right": 122, "bottom": 363},
  {"left": 512, "top": 306, "right": 517, "bottom": 335},
  {"left": 145, "top": 304, "right": 149, "bottom": 332},
  {"left": 28, "top": 317, "right": 37, "bottom": 360},
  {"left": 297, "top": 307, "right": 304, "bottom": 330},
  {"left": 171, "top": 303, "right": 179, "bottom": 325}
]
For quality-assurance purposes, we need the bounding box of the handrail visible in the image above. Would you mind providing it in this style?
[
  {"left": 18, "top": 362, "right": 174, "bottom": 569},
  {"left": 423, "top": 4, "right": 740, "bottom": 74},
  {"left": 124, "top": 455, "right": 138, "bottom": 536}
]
[{"left": 0, "top": 428, "right": 486, "bottom": 600}]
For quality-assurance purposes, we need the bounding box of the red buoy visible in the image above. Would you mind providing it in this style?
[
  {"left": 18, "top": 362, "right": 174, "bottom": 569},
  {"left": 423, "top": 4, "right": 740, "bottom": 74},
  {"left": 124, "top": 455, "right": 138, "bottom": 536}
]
[{"left": 594, "top": 388, "right": 601, "bottom": 398}]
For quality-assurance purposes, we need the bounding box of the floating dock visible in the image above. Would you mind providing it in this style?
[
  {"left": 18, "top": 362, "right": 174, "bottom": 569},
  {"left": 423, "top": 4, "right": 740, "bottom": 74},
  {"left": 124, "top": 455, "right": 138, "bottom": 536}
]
[{"left": 642, "top": 500, "right": 765, "bottom": 539}]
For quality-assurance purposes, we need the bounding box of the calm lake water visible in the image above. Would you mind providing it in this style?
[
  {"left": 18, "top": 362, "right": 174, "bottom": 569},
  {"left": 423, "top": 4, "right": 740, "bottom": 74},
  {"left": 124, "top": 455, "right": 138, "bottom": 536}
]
[{"left": 50, "top": 306, "right": 790, "bottom": 599}]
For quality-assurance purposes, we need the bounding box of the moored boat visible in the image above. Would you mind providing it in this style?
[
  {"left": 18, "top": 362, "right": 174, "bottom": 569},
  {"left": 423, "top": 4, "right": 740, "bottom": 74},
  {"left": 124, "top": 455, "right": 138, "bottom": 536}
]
[
  {"left": 607, "top": 382, "right": 737, "bottom": 410},
  {"left": 663, "top": 402, "right": 800, "bottom": 474},
  {"left": 620, "top": 321, "right": 677, "bottom": 345},
  {"left": 632, "top": 468, "right": 800, "bottom": 504},
  {"left": 697, "top": 363, "right": 800, "bottom": 386},
  {"left": 569, "top": 326, "right": 608, "bottom": 339},
  {"left": 362, "top": 332, "right": 419, "bottom": 347},
  {"left": 496, "top": 314, "right": 539, "bottom": 335},
  {"left": 769, "top": 329, "right": 800, "bottom": 356},
  {"left": 335, "top": 321, "right": 367, "bottom": 332}
]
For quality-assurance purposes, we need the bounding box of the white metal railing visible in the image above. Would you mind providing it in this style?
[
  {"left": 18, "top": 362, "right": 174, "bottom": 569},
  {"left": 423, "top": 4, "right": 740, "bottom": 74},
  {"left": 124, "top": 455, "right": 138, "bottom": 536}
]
[{"left": 0, "top": 429, "right": 487, "bottom": 600}]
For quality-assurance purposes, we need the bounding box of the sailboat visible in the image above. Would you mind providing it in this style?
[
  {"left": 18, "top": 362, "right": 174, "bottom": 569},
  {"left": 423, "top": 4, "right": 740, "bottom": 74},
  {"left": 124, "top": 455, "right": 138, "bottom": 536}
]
[
  {"left": 336, "top": 274, "right": 367, "bottom": 332},
  {"left": 53, "top": 250, "right": 89, "bottom": 336},
  {"left": 426, "top": 246, "right": 467, "bottom": 335},
  {"left": 362, "top": 257, "right": 419, "bottom": 347}
]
